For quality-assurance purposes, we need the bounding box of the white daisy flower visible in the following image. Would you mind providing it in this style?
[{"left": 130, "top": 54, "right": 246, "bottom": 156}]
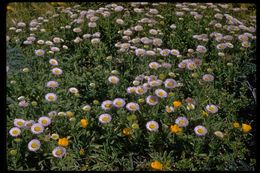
[
  {"left": 126, "top": 102, "right": 140, "bottom": 112},
  {"left": 108, "top": 75, "right": 120, "bottom": 84},
  {"left": 175, "top": 117, "right": 189, "bottom": 127},
  {"left": 51, "top": 68, "right": 63, "bottom": 75},
  {"left": 38, "top": 116, "right": 51, "bottom": 127},
  {"left": 49, "top": 59, "right": 59, "bottom": 66},
  {"left": 46, "top": 81, "right": 59, "bottom": 89},
  {"left": 31, "top": 123, "right": 44, "bottom": 134},
  {"left": 28, "top": 139, "right": 41, "bottom": 152},
  {"left": 146, "top": 95, "right": 158, "bottom": 106},
  {"left": 35, "top": 49, "right": 45, "bottom": 56},
  {"left": 101, "top": 100, "right": 113, "bottom": 110},
  {"left": 69, "top": 87, "right": 79, "bottom": 94},
  {"left": 98, "top": 114, "right": 112, "bottom": 124},
  {"left": 9, "top": 127, "right": 21, "bottom": 137},
  {"left": 52, "top": 146, "right": 66, "bottom": 158},
  {"left": 194, "top": 125, "right": 207, "bottom": 136},
  {"left": 164, "top": 78, "right": 178, "bottom": 89},
  {"left": 14, "top": 118, "right": 26, "bottom": 128},
  {"left": 206, "top": 104, "right": 218, "bottom": 113},
  {"left": 113, "top": 98, "right": 126, "bottom": 108},
  {"left": 135, "top": 86, "right": 147, "bottom": 95},
  {"left": 146, "top": 120, "right": 159, "bottom": 132},
  {"left": 155, "top": 89, "right": 168, "bottom": 98},
  {"left": 45, "top": 93, "right": 57, "bottom": 102}
]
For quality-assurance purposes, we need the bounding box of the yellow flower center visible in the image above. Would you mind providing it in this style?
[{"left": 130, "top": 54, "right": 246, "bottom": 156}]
[
  {"left": 37, "top": 51, "right": 43, "bottom": 55},
  {"left": 12, "top": 130, "right": 18, "bottom": 135},
  {"left": 179, "top": 120, "right": 185, "bottom": 125},
  {"left": 116, "top": 101, "right": 122, "bottom": 106},
  {"left": 54, "top": 69, "right": 60, "bottom": 74},
  {"left": 102, "top": 116, "right": 109, "bottom": 122},
  {"left": 31, "top": 143, "right": 38, "bottom": 148},
  {"left": 48, "top": 95, "right": 54, "bottom": 101},
  {"left": 129, "top": 105, "right": 136, "bottom": 109},
  {"left": 34, "top": 126, "right": 41, "bottom": 132},
  {"left": 41, "top": 119, "right": 47, "bottom": 124},
  {"left": 130, "top": 88, "right": 135, "bottom": 93},
  {"left": 105, "top": 103, "right": 112, "bottom": 108},
  {"left": 56, "top": 149, "right": 63, "bottom": 156},
  {"left": 17, "top": 121, "right": 24, "bottom": 126},
  {"left": 150, "top": 98, "right": 156, "bottom": 103},
  {"left": 138, "top": 88, "right": 144, "bottom": 93},
  {"left": 158, "top": 91, "right": 164, "bottom": 97},
  {"left": 151, "top": 64, "right": 156, "bottom": 68},
  {"left": 209, "top": 106, "right": 215, "bottom": 111},
  {"left": 197, "top": 128, "right": 204, "bottom": 134},
  {"left": 167, "top": 82, "right": 173, "bottom": 87},
  {"left": 149, "top": 123, "right": 156, "bottom": 129},
  {"left": 50, "top": 83, "right": 56, "bottom": 87}
]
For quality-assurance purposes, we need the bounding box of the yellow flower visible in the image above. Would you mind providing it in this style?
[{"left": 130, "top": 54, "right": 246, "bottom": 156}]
[
  {"left": 242, "top": 123, "right": 252, "bottom": 133},
  {"left": 79, "top": 148, "right": 85, "bottom": 155},
  {"left": 58, "top": 137, "right": 69, "bottom": 147},
  {"left": 170, "top": 124, "right": 182, "bottom": 134},
  {"left": 151, "top": 160, "right": 163, "bottom": 170},
  {"left": 122, "top": 128, "right": 132, "bottom": 136},
  {"left": 173, "top": 101, "right": 182, "bottom": 108},
  {"left": 80, "top": 119, "right": 88, "bottom": 128},
  {"left": 233, "top": 122, "right": 240, "bottom": 128}
]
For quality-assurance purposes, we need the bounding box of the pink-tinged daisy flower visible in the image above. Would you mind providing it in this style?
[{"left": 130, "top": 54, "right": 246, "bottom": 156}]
[
  {"left": 175, "top": 117, "right": 189, "bottom": 127},
  {"left": 46, "top": 81, "right": 59, "bottom": 89},
  {"left": 194, "top": 125, "right": 207, "bottom": 136},
  {"left": 45, "top": 93, "right": 57, "bottom": 102},
  {"left": 28, "top": 139, "right": 41, "bottom": 152},
  {"left": 127, "top": 87, "right": 136, "bottom": 94},
  {"left": 35, "top": 49, "right": 45, "bottom": 56},
  {"left": 108, "top": 75, "right": 120, "bottom": 84},
  {"left": 126, "top": 102, "right": 140, "bottom": 112},
  {"left": 155, "top": 89, "right": 168, "bottom": 98},
  {"left": 14, "top": 118, "right": 25, "bottom": 128},
  {"left": 113, "top": 98, "right": 126, "bottom": 108},
  {"left": 160, "top": 49, "right": 171, "bottom": 56},
  {"left": 206, "top": 104, "right": 218, "bottom": 113},
  {"left": 146, "top": 95, "right": 158, "bottom": 106},
  {"left": 38, "top": 116, "right": 51, "bottom": 127},
  {"left": 149, "top": 62, "right": 161, "bottom": 70},
  {"left": 146, "top": 120, "right": 159, "bottom": 132},
  {"left": 202, "top": 74, "right": 214, "bottom": 82},
  {"left": 51, "top": 67, "right": 63, "bottom": 75},
  {"left": 31, "top": 123, "right": 44, "bottom": 134},
  {"left": 101, "top": 100, "right": 113, "bottom": 110},
  {"left": 52, "top": 146, "right": 66, "bottom": 158},
  {"left": 196, "top": 45, "right": 207, "bottom": 53},
  {"left": 164, "top": 78, "right": 178, "bottom": 89},
  {"left": 135, "top": 86, "right": 148, "bottom": 95},
  {"left": 98, "top": 114, "right": 112, "bottom": 124},
  {"left": 9, "top": 127, "right": 21, "bottom": 137}
]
